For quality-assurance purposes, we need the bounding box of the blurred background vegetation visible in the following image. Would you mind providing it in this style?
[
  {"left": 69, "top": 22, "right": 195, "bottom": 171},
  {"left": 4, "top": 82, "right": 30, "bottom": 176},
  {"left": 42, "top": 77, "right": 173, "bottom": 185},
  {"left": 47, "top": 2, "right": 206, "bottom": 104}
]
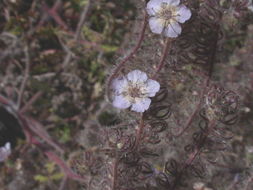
[{"left": 0, "top": 0, "right": 136, "bottom": 189}]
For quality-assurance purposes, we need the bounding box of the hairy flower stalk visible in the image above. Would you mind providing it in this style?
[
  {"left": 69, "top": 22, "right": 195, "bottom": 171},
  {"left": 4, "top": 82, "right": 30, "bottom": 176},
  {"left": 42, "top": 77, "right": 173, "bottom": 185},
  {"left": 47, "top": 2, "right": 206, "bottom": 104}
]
[{"left": 147, "top": 0, "right": 192, "bottom": 37}]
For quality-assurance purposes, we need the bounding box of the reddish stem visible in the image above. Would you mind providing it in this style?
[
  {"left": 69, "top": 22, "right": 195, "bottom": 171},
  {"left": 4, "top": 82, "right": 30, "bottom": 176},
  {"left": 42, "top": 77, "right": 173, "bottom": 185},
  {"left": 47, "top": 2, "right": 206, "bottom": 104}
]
[
  {"left": 17, "top": 45, "right": 30, "bottom": 109},
  {"left": 0, "top": 94, "right": 11, "bottom": 106},
  {"left": 172, "top": 25, "right": 219, "bottom": 137},
  {"left": 106, "top": 12, "right": 148, "bottom": 100},
  {"left": 19, "top": 91, "right": 43, "bottom": 114},
  {"left": 42, "top": 1, "right": 69, "bottom": 30},
  {"left": 135, "top": 115, "right": 145, "bottom": 148},
  {"left": 173, "top": 77, "right": 209, "bottom": 137},
  {"left": 112, "top": 158, "right": 119, "bottom": 190},
  {"left": 185, "top": 120, "right": 215, "bottom": 166},
  {"left": 152, "top": 38, "right": 172, "bottom": 79},
  {"left": 19, "top": 115, "right": 64, "bottom": 154},
  {"left": 31, "top": 137, "right": 87, "bottom": 183},
  {"left": 172, "top": 120, "right": 216, "bottom": 189}
]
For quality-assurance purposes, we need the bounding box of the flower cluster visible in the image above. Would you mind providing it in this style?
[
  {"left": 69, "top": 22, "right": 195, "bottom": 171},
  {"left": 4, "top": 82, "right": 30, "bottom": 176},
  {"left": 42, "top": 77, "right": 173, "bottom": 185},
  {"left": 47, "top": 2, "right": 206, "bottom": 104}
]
[
  {"left": 110, "top": 1, "right": 192, "bottom": 112},
  {"left": 0, "top": 142, "right": 11, "bottom": 162},
  {"left": 112, "top": 70, "right": 160, "bottom": 113},
  {"left": 146, "top": 0, "right": 192, "bottom": 38}
]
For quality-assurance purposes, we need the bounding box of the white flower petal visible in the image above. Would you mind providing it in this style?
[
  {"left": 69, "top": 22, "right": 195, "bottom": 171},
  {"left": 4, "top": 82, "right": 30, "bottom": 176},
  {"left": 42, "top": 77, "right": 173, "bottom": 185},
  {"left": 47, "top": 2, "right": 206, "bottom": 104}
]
[
  {"left": 148, "top": 17, "right": 165, "bottom": 34},
  {"left": 162, "top": 0, "right": 180, "bottom": 6},
  {"left": 145, "top": 79, "right": 160, "bottom": 97},
  {"left": 0, "top": 142, "right": 11, "bottom": 162},
  {"left": 147, "top": 0, "right": 163, "bottom": 16},
  {"left": 113, "top": 95, "right": 131, "bottom": 109},
  {"left": 131, "top": 98, "right": 151, "bottom": 113},
  {"left": 248, "top": 5, "right": 253, "bottom": 12},
  {"left": 112, "top": 77, "right": 128, "bottom": 94},
  {"left": 127, "top": 70, "right": 148, "bottom": 83},
  {"left": 5, "top": 142, "right": 10, "bottom": 150},
  {"left": 175, "top": 5, "right": 191, "bottom": 23},
  {"left": 164, "top": 21, "right": 182, "bottom": 38}
]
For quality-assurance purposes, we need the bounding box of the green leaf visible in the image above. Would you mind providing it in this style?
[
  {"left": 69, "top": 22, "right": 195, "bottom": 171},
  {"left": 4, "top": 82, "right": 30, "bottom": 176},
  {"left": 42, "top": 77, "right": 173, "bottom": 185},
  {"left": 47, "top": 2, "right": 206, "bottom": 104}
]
[
  {"left": 101, "top": 44, "right": 118, "bottom": 53},
  {"left": 34, "top": 175, "right": 49, "bottom": 183}
]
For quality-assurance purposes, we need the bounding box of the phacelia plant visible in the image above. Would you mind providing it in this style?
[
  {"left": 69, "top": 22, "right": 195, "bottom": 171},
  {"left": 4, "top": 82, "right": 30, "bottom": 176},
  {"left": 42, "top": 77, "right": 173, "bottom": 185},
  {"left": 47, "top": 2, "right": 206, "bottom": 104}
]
[{"left": 1, "top": 0, "right": 253, "bottom": 190}]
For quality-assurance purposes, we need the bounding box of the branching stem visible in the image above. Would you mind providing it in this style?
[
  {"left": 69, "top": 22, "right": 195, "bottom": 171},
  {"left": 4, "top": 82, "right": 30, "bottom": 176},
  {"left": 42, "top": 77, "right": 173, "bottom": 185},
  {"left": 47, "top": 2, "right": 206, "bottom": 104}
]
[
  {"left": 32, "top": 137, "right": 86, "bottom": 183},
  {"left": 19, "top": 91, "right": 43, "bottom": 114}
]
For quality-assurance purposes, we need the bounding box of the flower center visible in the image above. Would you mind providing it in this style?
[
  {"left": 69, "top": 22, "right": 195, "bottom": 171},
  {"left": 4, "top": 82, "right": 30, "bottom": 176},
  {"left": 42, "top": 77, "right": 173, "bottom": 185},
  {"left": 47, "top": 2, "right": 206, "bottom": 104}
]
[
  {"left": 157, "top": 3, "right": 176, "bottom": 21},
  {"left": 128, "top": 86, "right": 142, "bottom": 98}
]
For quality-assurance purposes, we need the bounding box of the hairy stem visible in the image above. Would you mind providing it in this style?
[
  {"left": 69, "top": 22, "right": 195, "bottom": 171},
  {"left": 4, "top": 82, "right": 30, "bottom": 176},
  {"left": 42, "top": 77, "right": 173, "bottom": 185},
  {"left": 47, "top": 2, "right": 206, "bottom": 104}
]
[
  {"left": 207, "top": 25, "right": 219, "bottom": 80},
  {"left": 136, "top": 115, "right": 145, "bottom": 148},
  {"left": 32, "top": 137, "right": 87, "bottom": 183},
  {"left": 173, "top": 77, "right": 209, "bottom": 137},
  {"left": 74, "top": 0, "right": 91, "bottom": 41},
  {"left": 152, "top": 38, "right": 172, "bottom": 79},
  {"left": 41, "top": 0, "right": 69, "bottom": 30},
  {"left": 19, "top": 91, "right": 43, "bottom": 114},
  {"left": 173, "top": 25, "right": 220, "bottom": 137},
  {"left": 17, "top": 45, "right": 30, "bottom": 109},
  {"left": 172, "top": 120, "right": 216, "bottom": 189},
  {"left": 19, "top": 115, "right": 64, "bottom": 154},
  {"left": 112, "top": 158, "right": 119, "bottom": 190},
  {"left": 106, "top": 12, "right": 148, "bottom": 100}
]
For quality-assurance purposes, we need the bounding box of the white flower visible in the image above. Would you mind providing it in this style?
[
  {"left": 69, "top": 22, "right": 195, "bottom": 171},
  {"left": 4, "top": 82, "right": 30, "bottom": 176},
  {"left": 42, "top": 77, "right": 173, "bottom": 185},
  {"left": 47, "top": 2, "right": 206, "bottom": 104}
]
[
  {"left": 146, "top": 0, "right": 192, "bottom": 38},
  {"left": 248, "top": 0, "right": 253, "bottom": 12},
  {"left": 112, "top": 70, "right": 160, "bottom": 113},
  {"left": 0, "top": 142, "right": 11, "bottom": 162}
]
